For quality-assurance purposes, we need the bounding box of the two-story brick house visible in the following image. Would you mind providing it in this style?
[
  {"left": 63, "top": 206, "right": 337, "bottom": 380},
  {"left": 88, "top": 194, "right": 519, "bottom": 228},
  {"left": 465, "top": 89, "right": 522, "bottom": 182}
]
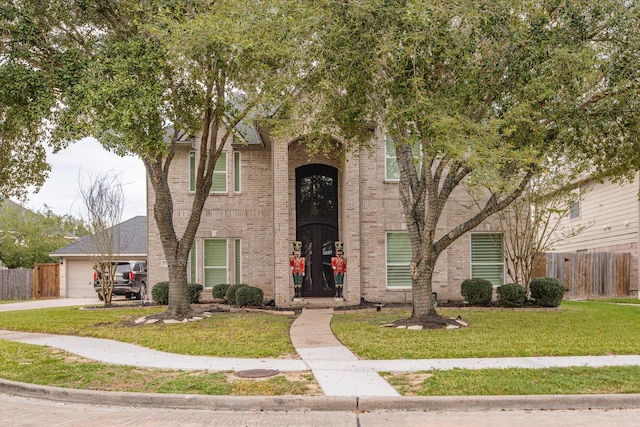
[{"left": 146, "top": 127, "right": 507, "bottom": 307}]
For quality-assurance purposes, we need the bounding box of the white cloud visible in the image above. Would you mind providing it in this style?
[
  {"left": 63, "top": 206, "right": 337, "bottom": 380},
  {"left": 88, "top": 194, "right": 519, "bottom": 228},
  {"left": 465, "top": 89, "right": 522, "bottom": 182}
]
[{"left": 20, "top": 138, "right": 147, "bottom": 221}]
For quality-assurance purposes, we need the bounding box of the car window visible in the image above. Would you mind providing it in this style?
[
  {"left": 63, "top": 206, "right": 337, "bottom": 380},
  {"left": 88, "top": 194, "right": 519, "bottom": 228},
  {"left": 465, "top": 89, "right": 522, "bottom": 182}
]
[{"left": 116, "top": 264, "right": 131, "bottom": 274}]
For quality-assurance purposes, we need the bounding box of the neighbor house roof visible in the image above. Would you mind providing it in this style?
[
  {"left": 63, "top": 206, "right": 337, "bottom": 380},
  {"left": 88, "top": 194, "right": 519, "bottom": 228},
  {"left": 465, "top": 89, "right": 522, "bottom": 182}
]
[{"left": 50, "top": 216, "right": 147, "bottom": 257}]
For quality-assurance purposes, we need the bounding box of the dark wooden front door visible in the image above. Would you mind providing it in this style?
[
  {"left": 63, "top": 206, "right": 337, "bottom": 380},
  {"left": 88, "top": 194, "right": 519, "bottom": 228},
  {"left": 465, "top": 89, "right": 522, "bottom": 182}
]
[{"left": 296, "top": 164, "right": 339, "bottom": 298}]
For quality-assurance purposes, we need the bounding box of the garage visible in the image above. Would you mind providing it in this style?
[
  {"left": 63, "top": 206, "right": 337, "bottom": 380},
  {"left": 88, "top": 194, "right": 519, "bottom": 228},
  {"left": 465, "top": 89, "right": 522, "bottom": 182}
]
[{"left": 50, "top": 216, "right": 147, "bottom": 298}]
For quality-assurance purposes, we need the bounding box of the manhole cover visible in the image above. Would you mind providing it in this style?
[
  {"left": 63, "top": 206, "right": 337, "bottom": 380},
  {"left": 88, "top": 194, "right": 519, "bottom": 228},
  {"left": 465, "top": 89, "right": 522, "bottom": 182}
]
[{"left": 234, "top": 369, "right": 280, "bottom": 379}]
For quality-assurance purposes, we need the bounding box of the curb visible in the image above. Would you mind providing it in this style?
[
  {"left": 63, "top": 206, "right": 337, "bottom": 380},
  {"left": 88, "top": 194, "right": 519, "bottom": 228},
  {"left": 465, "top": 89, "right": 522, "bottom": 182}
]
[{"left": 2, "top": 379, "right": 640, "bottom": 412}]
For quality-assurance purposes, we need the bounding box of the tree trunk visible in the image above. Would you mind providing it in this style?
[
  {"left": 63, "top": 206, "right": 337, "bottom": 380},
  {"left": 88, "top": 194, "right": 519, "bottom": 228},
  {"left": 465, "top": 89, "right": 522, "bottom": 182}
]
[
  {"left": 148, "top": 160, "right": 195, "bottom": 319},
  {"left": 166, "top": 257, "right": 191, "bottom": 318},
  {"left": 411, "top": 252, "right": 439, "bottom": 319}
]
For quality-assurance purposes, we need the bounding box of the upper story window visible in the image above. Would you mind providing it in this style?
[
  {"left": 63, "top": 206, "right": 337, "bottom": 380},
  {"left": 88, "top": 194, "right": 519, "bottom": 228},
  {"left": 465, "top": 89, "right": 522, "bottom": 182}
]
[
  {"left": 385, "top": 136, "right": 421, "bottom": 182},
  {"left": 569, "top": 189, "right": 580, "bottom": 219},
  {"left": 233, "top": 151, "right": 241, "bottom": 193},
  {"left": 189, "top": 151, "right": 227, "bottom": 193}
]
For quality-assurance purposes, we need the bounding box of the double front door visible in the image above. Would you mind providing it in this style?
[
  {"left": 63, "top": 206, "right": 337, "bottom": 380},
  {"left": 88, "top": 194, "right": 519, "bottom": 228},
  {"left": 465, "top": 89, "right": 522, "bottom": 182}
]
[{"left": 296, "top": 164, "right": 339, "bottom": 298}]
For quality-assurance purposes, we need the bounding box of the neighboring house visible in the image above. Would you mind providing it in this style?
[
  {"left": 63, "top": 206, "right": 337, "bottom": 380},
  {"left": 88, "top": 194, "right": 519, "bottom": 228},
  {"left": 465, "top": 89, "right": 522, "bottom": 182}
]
[
  {"left": 549, "top": 172, "right": 640, "bottom": 298},
  {"left": 147, "top": 129, "right": 508, "bottom": 308},
  {"left": 50, "top": 216, "right": 147, "bottom": 298}
]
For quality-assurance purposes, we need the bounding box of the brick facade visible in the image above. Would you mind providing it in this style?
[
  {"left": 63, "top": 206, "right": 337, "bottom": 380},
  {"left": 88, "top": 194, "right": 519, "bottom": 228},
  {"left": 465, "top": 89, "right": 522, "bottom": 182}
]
[{"left": 147, "top": 130, "right": 506, "bottom": 307}]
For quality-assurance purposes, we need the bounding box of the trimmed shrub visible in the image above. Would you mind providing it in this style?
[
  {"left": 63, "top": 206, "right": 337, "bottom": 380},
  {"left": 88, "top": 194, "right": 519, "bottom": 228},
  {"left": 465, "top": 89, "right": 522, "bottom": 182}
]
[
  {"left": 188, "top": 283, "right": 203, "bottom": 303},
  {"left": 530, "top": 277, "right": 566, "bottom": 307},
  {"left": 152, "top": 282, "right": 202, "bottom": 305},
  {"left": 225, "top": 284, "right": 249, "bottom": 305},
  {"left": 460, "top": 278, "right": 493, "bottom": 306},
  {"left": 496, "top": 284, "right": 526, "bottom": 308},
  {"left": 212, "top": 283, "right": 231, "bottom": 299},
  {"left": 235, "top": 285, "right": 264, "bottom": 307},
  {"left": 151, "top": 281, "right": 169, "bottom": 305}
]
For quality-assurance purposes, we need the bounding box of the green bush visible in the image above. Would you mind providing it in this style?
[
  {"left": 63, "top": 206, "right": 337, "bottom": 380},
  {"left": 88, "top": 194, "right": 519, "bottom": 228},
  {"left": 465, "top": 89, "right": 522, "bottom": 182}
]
[
  {"left": 530, "top": 277, "right": 566, "bottom": 307},
  {"left": 152, "top": 282, "right": 202, "bottom": 305},
  {"left": 496, "top": 284, "right": 526, "bottom": 307},
  {"left": 151, "top": 281, "right": 169, "bottom": 305},
  {"left": 460, "top": 278, "right": 493, "bottom": 306},
  {"left": 225, "top": 284, "right": 248, "bottom": 305},
  {"left": 235, "top": 285, "right": 264, "bottom": 307},
  {"left": 212, "top": 283, "right": 231, "bottom": 299},
  {"left": 188, "top": 283, "right": 203, "bottom": 303}
]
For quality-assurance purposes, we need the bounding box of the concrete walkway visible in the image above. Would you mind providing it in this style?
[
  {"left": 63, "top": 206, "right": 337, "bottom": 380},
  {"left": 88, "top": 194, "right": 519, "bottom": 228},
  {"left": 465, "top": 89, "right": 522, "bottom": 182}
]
[
  {"left": 290, "top": 308, "right": 399, "bottom": 397},
  {"left": 2, "top": 300, "right": 640, "bottom": 398}
]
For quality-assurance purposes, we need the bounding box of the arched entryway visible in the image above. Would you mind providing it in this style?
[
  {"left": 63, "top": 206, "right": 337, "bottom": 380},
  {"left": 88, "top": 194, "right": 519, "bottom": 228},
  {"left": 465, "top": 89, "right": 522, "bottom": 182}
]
[{"left": 296, "top": 164, "right": 339, "bottom": 297}]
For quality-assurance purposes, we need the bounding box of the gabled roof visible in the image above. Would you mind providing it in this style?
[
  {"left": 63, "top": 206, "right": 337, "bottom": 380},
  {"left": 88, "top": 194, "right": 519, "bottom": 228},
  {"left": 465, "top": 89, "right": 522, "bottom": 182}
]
[{"left": 50, "top": 216, "right": 147, "bottom": 256}]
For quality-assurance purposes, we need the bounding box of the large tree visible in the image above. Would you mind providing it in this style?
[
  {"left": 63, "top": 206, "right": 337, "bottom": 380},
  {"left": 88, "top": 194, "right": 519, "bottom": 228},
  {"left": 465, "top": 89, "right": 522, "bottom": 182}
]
[
  {"left": 1, "top": 0, "right": 308, "bottom": 317},
  {"left": 0, "top": 56, "right": 50, "bottom": 199},
  {"left": 0, "top": 200, "right": 88, "bottom": 268},
  {"left": 298, "top": 0, "right": 640, "bottom": 321}
]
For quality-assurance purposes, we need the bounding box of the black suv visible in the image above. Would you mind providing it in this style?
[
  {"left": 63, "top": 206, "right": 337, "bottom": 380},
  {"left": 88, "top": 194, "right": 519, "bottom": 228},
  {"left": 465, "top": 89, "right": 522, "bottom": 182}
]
[{"left": 93, "top": 260, "right": 147, "bottom": 300}]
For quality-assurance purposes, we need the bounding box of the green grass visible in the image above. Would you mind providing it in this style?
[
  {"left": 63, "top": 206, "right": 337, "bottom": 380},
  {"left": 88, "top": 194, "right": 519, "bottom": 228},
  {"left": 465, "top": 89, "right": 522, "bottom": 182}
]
[
  {"left": 381, "top": 366, "right": 640, "bottom": 396},
  {"left": 0, "top": 306, "right": 297, "bottom": 358},
  {"left": 1, "top": 300, "right": 640, "bottom": 396},
  {"left": 0, "top": 340, "right": 317, "bottom": 396},
  {"left": 331, "top": 301, "right": 640, "bottom": 359}
]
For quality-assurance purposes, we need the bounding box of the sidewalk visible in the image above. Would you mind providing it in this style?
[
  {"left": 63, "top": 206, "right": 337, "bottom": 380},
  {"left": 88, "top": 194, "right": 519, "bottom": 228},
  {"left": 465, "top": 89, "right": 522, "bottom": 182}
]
[
  {"left": 1, "top": 299, "right": 640, "bottom": 404},
  {"left": 0, "top": 297, "right": 97, "bottom": 312},
  {"left": 290, "top": 308, "right": 399, "bottom": 396}
]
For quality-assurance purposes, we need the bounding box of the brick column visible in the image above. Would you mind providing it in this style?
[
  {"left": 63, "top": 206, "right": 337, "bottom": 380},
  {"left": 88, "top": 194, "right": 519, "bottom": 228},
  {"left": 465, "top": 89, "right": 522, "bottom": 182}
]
[
  {"left": 343, "top": 150, "right": 361, "bottom": 304},
  {"left": 273, "top": 137, "right": 292, "bottom": 306}
]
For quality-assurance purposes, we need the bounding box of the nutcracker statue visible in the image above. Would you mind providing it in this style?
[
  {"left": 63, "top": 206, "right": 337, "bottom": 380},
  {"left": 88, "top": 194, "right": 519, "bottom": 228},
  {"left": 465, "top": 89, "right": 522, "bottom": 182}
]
[
  {"left": 331, "top": 241, "right": 347, "bottom": 299},
  {"left": 290, "top": 241, "right": 305, "bottom": 299}
]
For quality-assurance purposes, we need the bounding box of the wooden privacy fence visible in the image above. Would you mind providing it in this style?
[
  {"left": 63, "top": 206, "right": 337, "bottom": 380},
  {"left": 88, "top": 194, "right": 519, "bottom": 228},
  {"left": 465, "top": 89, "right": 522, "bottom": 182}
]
[
  {"left": 32, "top": 263, "right": 60, "bottom": 299},
  {"left": 538, "top": 252, "right": 630, "bottom": 299},
  {"left": 0, "top": 269, "right": 33, "bottom": 300}
]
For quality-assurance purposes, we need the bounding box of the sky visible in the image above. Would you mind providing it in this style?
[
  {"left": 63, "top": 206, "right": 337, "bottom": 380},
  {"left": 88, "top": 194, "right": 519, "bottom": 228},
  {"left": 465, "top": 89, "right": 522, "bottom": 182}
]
[{"left": 16, "top": 138, "right": 147, "bottom": 221}]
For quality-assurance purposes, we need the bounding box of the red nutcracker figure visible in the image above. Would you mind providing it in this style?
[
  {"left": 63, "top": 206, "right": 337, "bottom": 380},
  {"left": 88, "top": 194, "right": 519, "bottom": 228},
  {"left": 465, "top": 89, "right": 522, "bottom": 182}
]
[
  {"left": 331, "top": 241, "right": 347, "bottom": 299},
  {"left": 290, "top": 241, "right": 305, "bottom": 298}
]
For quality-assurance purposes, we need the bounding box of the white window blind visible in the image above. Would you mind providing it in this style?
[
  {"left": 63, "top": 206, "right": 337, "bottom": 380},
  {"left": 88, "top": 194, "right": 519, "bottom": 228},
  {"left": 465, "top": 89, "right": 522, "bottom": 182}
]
[
  {"left": 386, "top": 232, "right": 412, "bottom": 288},
  {"left": 471, "top": 233, "right": 504, "bottom": 287},
  {"left": 204, "top": 239, "right": 227, "bottom": 287}
]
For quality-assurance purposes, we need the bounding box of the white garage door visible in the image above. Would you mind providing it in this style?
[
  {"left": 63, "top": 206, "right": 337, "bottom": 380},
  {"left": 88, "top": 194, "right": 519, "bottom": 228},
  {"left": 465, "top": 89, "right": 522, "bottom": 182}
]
[{"left": 67, "top": 260, "right": 98, "bottom": 298}]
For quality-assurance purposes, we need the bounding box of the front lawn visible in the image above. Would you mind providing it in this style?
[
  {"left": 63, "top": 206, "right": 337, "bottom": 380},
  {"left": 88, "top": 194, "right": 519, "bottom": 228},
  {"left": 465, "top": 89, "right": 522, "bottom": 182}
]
[
  {"left": 0, "top": 306, "right": 297, "bottom": 358},
  {"left": 1, "top": 300, "right": 639, "bottom": 396},
  {"left": 331, "top": 301, "right": 640, "bottom": 359},
  {"left": 381, "top": 366, "right": 640, "bottom": 396},
  {"left": 0, "top": 340, "right": 318, "bottom": 396}
]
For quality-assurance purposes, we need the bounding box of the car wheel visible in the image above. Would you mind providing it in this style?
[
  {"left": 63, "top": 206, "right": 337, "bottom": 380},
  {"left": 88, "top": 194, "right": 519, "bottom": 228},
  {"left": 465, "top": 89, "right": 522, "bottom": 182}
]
[
  {"left": 135, "top": 283, "right": 146, "bottom": 300},
  {"left": 97, "top": 292, "right": 104, "bottom": 301}
]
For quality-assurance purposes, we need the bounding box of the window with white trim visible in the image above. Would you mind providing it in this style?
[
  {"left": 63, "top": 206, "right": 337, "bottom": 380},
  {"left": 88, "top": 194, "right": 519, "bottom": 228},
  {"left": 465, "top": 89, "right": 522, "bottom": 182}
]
[
  {"left": 386, "top": 232, "right": 412, "bottom": 288},
  {"left": 234, "top": 238, "right": 241, "bottom": 284},
  {"left": 189, "top": 151, "right": 227, "bottom": 193},
  {"left": 204, "top": 239, "right": 227, "bottom": 288},
  {"left": 385, "top": 136, "right": 421, "bottom": 181},
  {"left": 569, "top": 188, "right": 580, "bottom": 219},
  {"left": 385, "top": 136, "right": 401, "bottom": 181},
  {"left": 471, "top": 233, "right": 504, "bottom": 287},
  {"left": 233, "top": 152, "right": 241, "bottom": 193},
  {"left": 189, "top": 240, "right": 197, "bottom": 283}
]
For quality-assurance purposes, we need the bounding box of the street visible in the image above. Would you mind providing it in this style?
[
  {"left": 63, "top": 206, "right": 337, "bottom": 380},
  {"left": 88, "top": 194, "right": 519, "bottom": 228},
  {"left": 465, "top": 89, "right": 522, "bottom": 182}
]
[{"left": 2, "top": 393, "right": 640, "bottom": 427}]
